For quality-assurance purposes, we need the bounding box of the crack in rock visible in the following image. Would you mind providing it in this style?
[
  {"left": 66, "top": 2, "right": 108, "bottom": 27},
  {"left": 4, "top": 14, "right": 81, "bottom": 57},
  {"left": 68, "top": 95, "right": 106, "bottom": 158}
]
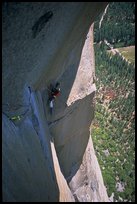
[{"left": 32, "top": 11, "right": 53, "bottom": 38}]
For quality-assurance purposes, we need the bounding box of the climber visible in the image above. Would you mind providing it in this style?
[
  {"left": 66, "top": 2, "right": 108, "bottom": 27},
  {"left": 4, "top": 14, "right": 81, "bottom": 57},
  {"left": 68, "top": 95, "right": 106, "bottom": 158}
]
[{"left": 48, "top": 82, "right": 60, "bottom": 115}]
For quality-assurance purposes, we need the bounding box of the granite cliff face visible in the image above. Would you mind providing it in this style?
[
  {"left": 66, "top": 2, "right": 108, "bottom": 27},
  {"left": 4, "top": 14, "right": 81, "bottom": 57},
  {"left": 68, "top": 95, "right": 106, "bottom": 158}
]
[{"left": 2, "top": 2, "right": 108, "bottom": 202}]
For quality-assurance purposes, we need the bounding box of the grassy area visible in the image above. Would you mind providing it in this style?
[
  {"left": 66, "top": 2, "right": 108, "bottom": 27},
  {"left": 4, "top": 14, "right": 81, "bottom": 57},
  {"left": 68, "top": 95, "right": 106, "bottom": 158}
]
[
  {"left": 91, "top": 43, "right": 135, "bottom": 202},
  {"left": 117, "top": 46, "right": 135, "bottom": 64}
]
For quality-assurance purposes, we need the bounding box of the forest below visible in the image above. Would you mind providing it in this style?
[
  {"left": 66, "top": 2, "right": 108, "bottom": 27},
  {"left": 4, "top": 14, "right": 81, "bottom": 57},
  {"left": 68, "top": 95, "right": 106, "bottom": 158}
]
[
  {"left": 94, "top": 2, "right": 135, "bottom": 48},
  {"left": 92, "top": 2, "right": 135, "bottom": 202}
]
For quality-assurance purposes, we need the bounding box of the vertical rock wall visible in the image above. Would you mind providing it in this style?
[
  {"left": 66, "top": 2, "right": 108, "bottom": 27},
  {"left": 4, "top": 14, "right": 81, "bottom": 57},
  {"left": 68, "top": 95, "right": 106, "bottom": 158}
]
[{"left": 2, "top": 2, "right": 108, "bottom": 202}]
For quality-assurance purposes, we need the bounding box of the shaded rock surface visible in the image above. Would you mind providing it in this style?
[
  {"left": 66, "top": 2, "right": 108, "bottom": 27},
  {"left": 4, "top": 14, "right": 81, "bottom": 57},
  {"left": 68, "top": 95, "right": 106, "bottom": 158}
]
[{"left": 2, "top": 2, "right": 108, "bottom": 202}]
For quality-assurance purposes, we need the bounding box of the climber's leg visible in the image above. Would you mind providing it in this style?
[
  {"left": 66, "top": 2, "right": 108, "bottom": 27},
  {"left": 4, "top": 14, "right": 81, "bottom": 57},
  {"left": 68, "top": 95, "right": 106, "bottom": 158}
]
[{"left": 49, "top": 99, "right": 54, "bottom": 115}]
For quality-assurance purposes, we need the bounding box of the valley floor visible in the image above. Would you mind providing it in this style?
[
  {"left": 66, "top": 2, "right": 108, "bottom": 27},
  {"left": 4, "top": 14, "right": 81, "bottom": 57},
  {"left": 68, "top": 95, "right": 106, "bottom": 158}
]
[{"left": 91, "top": 43, "right": 135, "bottom": 202}]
